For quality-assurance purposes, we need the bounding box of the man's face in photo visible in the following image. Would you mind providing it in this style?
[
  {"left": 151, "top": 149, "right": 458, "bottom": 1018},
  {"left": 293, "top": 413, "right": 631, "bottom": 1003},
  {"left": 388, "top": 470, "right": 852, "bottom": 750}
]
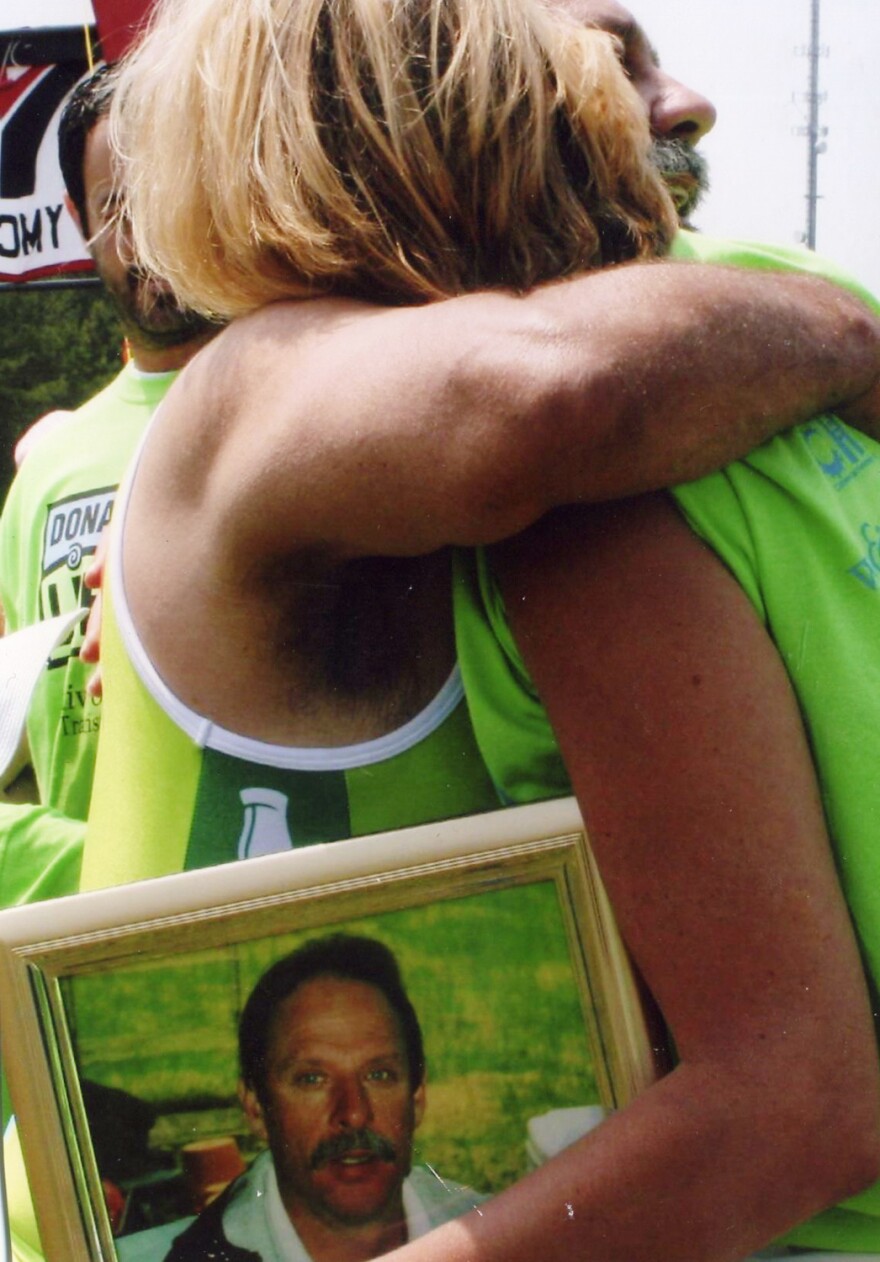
[{"left": 242, "top": 976, "right": 426, "bottom": 1231}]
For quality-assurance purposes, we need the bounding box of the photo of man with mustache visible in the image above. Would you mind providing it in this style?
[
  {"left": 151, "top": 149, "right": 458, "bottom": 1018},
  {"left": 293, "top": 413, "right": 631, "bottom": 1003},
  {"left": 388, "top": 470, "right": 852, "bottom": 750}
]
[{"left": 120, "top": 935, "right": 481, "bottom": 1262}]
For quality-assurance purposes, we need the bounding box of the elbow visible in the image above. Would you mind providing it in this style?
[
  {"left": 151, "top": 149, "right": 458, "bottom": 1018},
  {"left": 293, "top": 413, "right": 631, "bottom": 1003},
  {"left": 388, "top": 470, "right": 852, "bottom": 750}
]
[
  {"left": 688, "top": 1032, "right": 880, "bottom": 1243},
  {"left": 778, "top": 1050, "right": 880, "bottom": 1214},
  {"left": 847, "top": 1145, "right": 880, "bottom": 1205},
  {"left": 800, "top": 1126, "right": 880, "bottom": 1227},
  {"left": 820, "top": 1033, "right": 880, "bottom": 1202},
  {"left": 823, "top": 1105, "right": 880, "bottom": 1204}
]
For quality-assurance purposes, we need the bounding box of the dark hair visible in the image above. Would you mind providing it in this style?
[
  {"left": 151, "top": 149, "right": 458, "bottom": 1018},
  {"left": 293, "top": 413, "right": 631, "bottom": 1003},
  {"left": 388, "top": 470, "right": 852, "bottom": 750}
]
[
  {"left": 239, "top": 935, "right": 425, "bottom": 1100},
  {"left": 58, "top": 63, "right": 115, "bottom": 235}
]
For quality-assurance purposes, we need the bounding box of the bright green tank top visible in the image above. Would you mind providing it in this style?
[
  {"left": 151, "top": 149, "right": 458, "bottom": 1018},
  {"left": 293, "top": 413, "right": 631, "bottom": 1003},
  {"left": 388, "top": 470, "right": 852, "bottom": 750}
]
[
  {"left": 84, "top": 588, "right": 499, "bottom": 889},
  {"left": 83, "top": 482, "right": 500, "bottom": 893}
]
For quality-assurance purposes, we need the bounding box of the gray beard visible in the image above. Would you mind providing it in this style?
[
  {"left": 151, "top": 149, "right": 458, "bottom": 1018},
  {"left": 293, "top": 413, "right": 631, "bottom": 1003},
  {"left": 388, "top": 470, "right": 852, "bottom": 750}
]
[{"left": 652, "top": 138, "right": 710, "bottom": 224}]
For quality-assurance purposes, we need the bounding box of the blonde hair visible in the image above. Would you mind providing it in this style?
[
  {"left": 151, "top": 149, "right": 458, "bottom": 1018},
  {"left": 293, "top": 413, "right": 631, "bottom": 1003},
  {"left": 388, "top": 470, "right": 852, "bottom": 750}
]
[{"left": 112, "top": 0, "right": 677, "bottom": 318}]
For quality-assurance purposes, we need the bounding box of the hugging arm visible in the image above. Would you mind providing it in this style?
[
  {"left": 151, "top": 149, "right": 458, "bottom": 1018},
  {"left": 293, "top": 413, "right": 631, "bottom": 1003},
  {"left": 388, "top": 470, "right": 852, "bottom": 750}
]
[
  {"left": 378, "top": 494, "right": 880, "bottom": 1262},
  {"left": 168, "top": 260, "right": 880, "bottom": 567}
]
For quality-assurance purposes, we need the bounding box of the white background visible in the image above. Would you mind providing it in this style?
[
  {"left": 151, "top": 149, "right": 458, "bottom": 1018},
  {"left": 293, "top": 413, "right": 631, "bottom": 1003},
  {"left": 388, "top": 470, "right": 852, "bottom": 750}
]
[
  {"left": 2, "top": 2, "right": 95, "bottom": 30},
  {"left": 633, "top": 0, "right": 880, "bottom": 297}
]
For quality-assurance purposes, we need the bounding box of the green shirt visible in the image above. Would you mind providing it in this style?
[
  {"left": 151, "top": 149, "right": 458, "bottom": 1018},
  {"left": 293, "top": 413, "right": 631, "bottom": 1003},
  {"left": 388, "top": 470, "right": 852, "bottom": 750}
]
[{"left": 0, "top": 363, "right": 178, "bottom": 905}]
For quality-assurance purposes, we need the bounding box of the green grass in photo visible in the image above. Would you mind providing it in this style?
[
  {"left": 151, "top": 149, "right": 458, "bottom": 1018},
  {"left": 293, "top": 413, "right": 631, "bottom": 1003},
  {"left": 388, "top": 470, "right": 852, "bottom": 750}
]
[{"left": 65, "top": 881, "right": 599, "bottom": 1195}]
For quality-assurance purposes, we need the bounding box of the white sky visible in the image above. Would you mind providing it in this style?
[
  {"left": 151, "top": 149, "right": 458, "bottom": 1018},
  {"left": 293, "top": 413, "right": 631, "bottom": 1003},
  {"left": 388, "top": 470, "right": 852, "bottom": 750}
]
[
  {"left": 634, "top": 0, "right": 880, "bottom": 297},
  {"left": 2, "top": 1, "right": 94, "bottom": 28}
]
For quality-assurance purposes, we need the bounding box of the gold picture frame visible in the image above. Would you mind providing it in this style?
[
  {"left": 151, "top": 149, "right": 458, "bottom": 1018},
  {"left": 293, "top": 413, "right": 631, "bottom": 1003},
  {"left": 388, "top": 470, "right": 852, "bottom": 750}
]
[{"left": 0, "top": 797, "right": 665, "bottom": 1261}]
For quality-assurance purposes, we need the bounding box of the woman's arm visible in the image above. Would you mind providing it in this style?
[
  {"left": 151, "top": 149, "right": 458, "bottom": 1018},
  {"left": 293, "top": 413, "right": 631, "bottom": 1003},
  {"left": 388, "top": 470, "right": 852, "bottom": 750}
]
[{"left": 381, "top": 493, "right": 880, "bottom": 1262}]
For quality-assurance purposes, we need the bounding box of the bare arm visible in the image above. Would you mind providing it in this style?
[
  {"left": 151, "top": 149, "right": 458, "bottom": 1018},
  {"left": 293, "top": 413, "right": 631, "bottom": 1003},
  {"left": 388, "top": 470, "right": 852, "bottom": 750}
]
[
  {"left": 161, "top": 260, "right": 880, "bottom": 566},
  {"left": 378, "top": 495, "right": 880, "bottom": 1262}
]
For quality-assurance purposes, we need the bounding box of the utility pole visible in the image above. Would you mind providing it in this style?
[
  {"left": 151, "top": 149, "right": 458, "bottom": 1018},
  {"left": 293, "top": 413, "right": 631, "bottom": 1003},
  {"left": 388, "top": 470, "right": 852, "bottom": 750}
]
[{"left": 802, "top": 0, "right": 826, "bottom": 249}]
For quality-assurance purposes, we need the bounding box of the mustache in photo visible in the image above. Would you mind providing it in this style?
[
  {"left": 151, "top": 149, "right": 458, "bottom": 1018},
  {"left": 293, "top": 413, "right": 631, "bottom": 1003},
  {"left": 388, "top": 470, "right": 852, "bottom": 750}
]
[{"left": 310, "top": 1127, "right": 397, "bottom": 1170}]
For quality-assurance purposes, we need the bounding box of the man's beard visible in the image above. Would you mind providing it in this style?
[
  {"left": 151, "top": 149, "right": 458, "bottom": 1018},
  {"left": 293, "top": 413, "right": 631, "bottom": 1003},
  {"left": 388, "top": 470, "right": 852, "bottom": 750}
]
[
  {"left": 652, "top": 137, "right": 710, "bottom": 225},
  {"left": 107, "top": 270, "right": 215, "bottom": 351}
]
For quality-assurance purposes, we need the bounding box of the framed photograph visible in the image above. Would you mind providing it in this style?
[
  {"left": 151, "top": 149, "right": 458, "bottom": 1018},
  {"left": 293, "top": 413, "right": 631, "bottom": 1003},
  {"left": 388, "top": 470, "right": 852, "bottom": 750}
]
[{"left": 0, "top": 797, "right": 666, "bottom": 1262}]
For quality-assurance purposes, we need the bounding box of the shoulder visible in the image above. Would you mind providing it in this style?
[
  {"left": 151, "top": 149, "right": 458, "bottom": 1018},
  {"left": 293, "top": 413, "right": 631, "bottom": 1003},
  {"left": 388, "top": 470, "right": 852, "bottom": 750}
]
[
  {"left": 114, "top": 1216, "right": 196, "bottom": 1262},
  {"left": 147, "top": 1171, "right": 261, "bottom": 1262},
  {"left": 13, "top": 410, "right": 77, "bottom": 469},
  {"left": 6, "top": 367, "right": 134, "bottom": 492},
  {"left": 0, "top": 364, "right": 157, "bottom": 624},
  {"left": 12, "top": 369, "right": 129, "bottom": 470}
]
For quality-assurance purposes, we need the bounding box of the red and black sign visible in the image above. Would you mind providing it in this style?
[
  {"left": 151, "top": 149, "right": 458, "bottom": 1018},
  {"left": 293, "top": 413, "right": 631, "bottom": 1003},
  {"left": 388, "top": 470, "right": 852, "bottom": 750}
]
[
  {"left": 0, "top": 61, "right": 93, "bottom": 283},
  {"left": 0, "top": 0, "right": 155, "bottom": 286}
]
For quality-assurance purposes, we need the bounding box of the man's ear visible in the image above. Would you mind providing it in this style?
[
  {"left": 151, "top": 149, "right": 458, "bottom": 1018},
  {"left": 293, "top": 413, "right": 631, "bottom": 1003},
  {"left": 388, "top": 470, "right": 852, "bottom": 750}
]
[
  {"left": 64, "top": 193, "right": 86, "bottom": 242},
  {"left": 238, "top": 1078, "right": 269, "bottom": 1143}
]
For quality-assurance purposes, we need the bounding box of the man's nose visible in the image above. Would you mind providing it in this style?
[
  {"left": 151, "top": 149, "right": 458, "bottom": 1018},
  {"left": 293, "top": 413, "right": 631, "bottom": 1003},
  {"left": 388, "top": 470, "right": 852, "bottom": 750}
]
[
  {"left": 332, "top": 1076, "right": 372, "bottom": 1129},
  {"left": 649, "top": 73, "right": 717, "bottom": 143}
]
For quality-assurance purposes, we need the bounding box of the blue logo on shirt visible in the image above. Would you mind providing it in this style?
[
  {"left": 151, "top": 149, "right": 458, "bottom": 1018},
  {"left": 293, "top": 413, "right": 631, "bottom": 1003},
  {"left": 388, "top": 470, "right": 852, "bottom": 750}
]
[
  {"left": 803, "top": 417, "right": 873, "bottom": 491},
  {"left": 848, "top": 523, "right": 880, "bottom": 591}
]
